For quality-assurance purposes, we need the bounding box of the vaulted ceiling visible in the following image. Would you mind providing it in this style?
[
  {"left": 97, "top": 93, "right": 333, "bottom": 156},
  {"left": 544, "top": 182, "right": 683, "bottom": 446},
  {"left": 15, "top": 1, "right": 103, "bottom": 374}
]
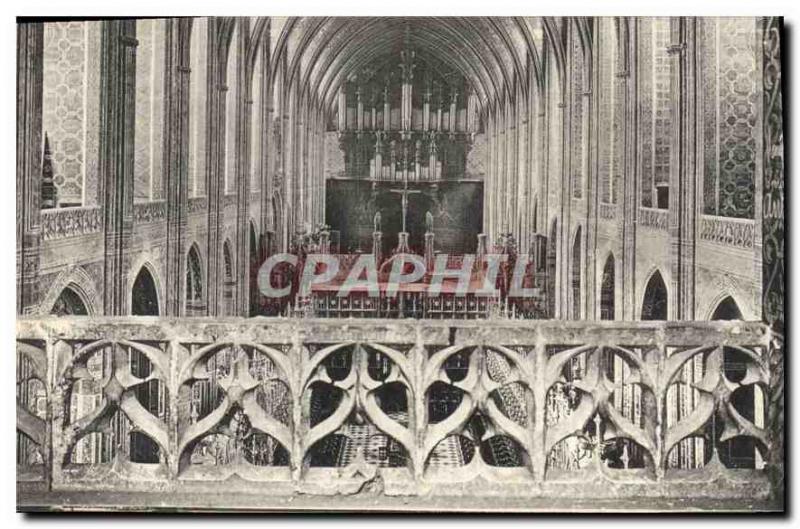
[{"left": 271, "top": 17, "right": 548, "bottom": 115}]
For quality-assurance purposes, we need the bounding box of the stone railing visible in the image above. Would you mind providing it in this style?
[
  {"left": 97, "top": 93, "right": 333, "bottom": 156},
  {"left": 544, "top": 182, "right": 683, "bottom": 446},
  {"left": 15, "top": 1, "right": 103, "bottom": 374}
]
[
  {"left": 40, "top": 206, "right": 103, "bottom": 241},
  {"left": 699, "top": 215, "right": 755, "bottom": 250},
  {"left": 223, "top": 193, "right": 238, "bottom": 208},
  {"left": 599, "top": 202, "right": 616, "bottom": 221},
  {"left": 16, "top": 317, "right": 782, "bottom": 511},
  {"left": 638, "top": 207, "right": 668, "bottom": 230},
  {"left": 188, "top": 196, "right": 208, "bottom": 216},
  {"left": 133, "top": 200, "right": 167, "bottom": 224}
]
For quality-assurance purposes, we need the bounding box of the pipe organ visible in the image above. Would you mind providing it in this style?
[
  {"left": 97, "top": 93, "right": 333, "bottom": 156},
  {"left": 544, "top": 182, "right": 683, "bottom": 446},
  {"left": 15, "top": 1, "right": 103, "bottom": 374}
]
[{"left": 334, "top": 44, "right": 481, "bottom": 182}]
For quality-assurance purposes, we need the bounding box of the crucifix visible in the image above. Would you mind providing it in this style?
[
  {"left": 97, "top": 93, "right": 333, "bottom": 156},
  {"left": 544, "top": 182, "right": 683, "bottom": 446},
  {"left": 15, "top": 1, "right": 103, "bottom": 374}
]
[{"left": 389, "top": 163, "right": 421, "bottom": 252}]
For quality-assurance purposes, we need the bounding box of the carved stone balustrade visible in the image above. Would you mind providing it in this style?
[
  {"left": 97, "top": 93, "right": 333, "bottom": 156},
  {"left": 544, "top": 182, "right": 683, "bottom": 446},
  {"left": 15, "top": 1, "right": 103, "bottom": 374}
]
[
  {"left": 638, "top": 207, "right": 668, "bottom": 231},
  {"left": 700, "top": 215, "right": 756, "bottom": 250},
  {"left": 16, "top": 317, "right": 782, "bottom": 511},
  {"left": 40, "top": 206, "right": 103, "bottom": 241},
  {"left": 599, "top": 203, "right": 616, "bottom": 221},
  {"left": 133, "top": 200, "right": 167, "bottom": 224},
  {"left": 188, "top": 196, "right": 208, "bottom": 216}
]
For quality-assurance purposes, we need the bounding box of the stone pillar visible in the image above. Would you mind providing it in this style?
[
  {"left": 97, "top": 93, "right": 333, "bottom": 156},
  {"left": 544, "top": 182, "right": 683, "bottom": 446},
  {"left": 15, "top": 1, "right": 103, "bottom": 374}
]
[
  {"left": 620, "top": 18, "right": 638, "bottom": 320},
  {"left": 16, "top": 22, "right": 43, "bottom": 315},
  {"left": 235, "top": 18, "right": 251, "bottom": 317},
  {"left": 163, "top": 18, "right": 192, "bottom": 316},
  {"left": 100, "top": 20, "right": 137, "bottom": 316},
  {"left": 259, "top": 18, "right": 272, "bottom": 258},
  {"left": 583, "top": 38, "right": 597, "bottom": 320},
  {"left": 668, "top": 17, "right": 698, "bottom": 320},
  {"left": 204, "top": 17, "right": 227, "bottom": 316}
]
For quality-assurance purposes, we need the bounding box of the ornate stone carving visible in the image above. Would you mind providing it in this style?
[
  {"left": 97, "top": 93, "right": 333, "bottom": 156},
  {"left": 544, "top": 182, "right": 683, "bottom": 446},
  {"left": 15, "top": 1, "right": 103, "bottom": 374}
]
[
  {"left": 15, "top": 317, "right": 778, "bottom": 502},
  {"left": 133, "top": 200, "right": 167, "bottom": 224},
  {"left": 188, "top": 196, "right": 208, "bottom": 216},
  {"left": 599, "top": 203, "right": 616, "bottom": 221},
  {"left": 699, "top": 215, "right": 755, "bottom": 249},
  {"left": 40, "top": 206, "right": 102, "bottom": 241},
  {"left": 638, "top": 207, "right": 668, "bottom": 230}
]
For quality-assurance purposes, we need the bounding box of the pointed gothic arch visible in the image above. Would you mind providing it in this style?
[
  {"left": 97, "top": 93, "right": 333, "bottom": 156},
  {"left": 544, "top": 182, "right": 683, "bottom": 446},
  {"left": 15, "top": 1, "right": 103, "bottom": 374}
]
[
  {"left": 50, "top": 285, "right": 89, "bottom": 316},
  {"left": 249, "top": 221, "right": 262, "bottom": 316},
  {"left": 600, "top": 253, "right": 615, "bottom": 320},
  {"left": 641, "top": 269, "right": 668, "bottom": 320},
  {"left": 131, "top": 265, "right": 160, "bottom": 316},
  {"left": 222, "top": 239, "right": 236, "bottom": 315},
  {"left": 39, "top": 266, "right": 100, "bottom": 316},
  {"left": 571, "top": 226, "right": 582, "bottom": 319},
  {"left": 185, "top": 243, "right": 205, "bottom": 315}
]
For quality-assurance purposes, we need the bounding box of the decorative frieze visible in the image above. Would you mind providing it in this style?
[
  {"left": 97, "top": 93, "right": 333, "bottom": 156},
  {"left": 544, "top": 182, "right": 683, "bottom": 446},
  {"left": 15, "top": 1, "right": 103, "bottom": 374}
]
[
  {"left": 699, "top": 214, "right": 755, "bottom": 249},
  {"left": 133, "top": 200, "right": 167, "bottom": 224},
  {"left": 40, "top": 206, "right": 102, "bottom": 241},
  {"left": 223, "top": 193, "right": 238, "bottom": 208},
  {"left": 638, "top": 207, "right": 668, "bottom": 230},
  {"left": 599, "top": 202, "right": 616, "bottom": 220},
  {"left": 188, "top": 196, "right": 208, "bottom": 216}
]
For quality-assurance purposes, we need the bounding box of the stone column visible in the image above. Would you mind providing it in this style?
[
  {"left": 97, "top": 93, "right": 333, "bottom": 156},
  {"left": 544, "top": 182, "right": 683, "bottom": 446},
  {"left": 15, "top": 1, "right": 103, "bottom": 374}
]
[
  {"left": 583, "top": 23, "right": 597, "bottom": 319},
  {"left": 259, "top": 18, "right": 272, "bottom": 258},
  {"left": 204, "top": 17, "right": 228, "bottom": 316},
  {"left": 668, "top": 17, "right": 698, "bottom": 320},
  {"left": 235, "top": 18, "right": 251, "bottom": 317},
  {"left": 99, "top": 20, "right": 137, "bottom": 316},
  {"left": 620, "top": 18, "right": 638, "bottom": 320},
  {"left": 163, "top": 18, "right": 192, "bottom": 316},
  {"left": 16, "top": 22, "right": 43, "bottom": 315}
]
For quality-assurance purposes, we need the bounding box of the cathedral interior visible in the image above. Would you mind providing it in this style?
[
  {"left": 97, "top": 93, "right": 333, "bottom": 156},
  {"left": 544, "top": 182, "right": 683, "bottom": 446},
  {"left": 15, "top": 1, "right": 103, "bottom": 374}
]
[{"left": 15, "top": 17, "right": 785, "bottom": 511}]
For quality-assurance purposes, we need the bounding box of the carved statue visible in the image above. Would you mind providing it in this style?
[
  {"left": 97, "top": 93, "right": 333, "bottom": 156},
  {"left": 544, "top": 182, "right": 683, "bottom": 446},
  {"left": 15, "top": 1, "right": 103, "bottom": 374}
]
[
  {"left": 374, "top": 211, "right": 382, "bottom": 232},
  {"left": 426, "top": 211, "right": 434, "bottom": 233}
]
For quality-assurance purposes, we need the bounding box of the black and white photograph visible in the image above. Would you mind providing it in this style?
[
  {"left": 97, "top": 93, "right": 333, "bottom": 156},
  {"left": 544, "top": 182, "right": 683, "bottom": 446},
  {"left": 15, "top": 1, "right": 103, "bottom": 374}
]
[{"left": 11, "top": 9, "right": 786, "bottom": 515}]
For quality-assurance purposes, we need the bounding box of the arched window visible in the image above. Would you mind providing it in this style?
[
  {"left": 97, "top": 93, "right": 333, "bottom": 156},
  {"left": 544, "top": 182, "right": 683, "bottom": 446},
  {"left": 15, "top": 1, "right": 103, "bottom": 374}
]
[
  {"left": 50, "top": 286, "right": 89, "bottom": 316},
  {"left": 571, "top": 227, "right": 582, "bottom": 319},
  {"left": 224, "top": 23, "right": 239, "bottom": 195},
  {"left": 41, "top": 21, "right": 102, "bottom": 207},
  {"left": 600, "top": 254, "right": 615, "bottom": 320},
  {"left": 249, "top": 223, "right": 261, "bottom": 315},
  {"left": 134, "top": 19, "right": 166, "bottom": 202},
  {"left": 132, "top": 266, "right": 160, "bottom": 316},
  {"left": 641, "top": 270, "right": 667, "bottom": 320},
  {"left": 188, "top": 17, "right": 208, "bottom": 198},
  {"left": 185, "top": 245, "right": 204, "bottom": 315},
  {"left": 222, "top": 240, "right": 235, "bottom": 315}
]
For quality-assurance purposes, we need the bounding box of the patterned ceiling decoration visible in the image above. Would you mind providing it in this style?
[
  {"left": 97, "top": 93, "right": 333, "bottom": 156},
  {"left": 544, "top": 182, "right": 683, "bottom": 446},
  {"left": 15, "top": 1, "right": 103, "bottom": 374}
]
[{"left": 270, "top": 17, "right": 550, "bottom": 117}]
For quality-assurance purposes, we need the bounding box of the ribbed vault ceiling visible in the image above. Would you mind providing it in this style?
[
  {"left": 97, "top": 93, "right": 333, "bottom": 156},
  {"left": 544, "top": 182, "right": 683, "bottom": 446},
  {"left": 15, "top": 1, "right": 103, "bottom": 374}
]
[{"left": 273, "top": 17, "right": 546, "bottom": 115}]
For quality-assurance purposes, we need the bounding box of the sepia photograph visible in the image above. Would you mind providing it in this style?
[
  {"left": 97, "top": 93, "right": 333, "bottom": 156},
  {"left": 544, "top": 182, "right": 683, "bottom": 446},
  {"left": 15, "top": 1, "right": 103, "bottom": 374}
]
[{"left": 13, "top": 11, "right": 785, "bottom": 514}]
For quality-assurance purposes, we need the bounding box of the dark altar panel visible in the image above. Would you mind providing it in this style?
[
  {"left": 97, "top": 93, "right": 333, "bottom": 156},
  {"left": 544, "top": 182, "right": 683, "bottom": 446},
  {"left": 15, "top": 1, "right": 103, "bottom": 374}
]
[{"left": 325, "top": 180, "right": 483, "bottom": 256}]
